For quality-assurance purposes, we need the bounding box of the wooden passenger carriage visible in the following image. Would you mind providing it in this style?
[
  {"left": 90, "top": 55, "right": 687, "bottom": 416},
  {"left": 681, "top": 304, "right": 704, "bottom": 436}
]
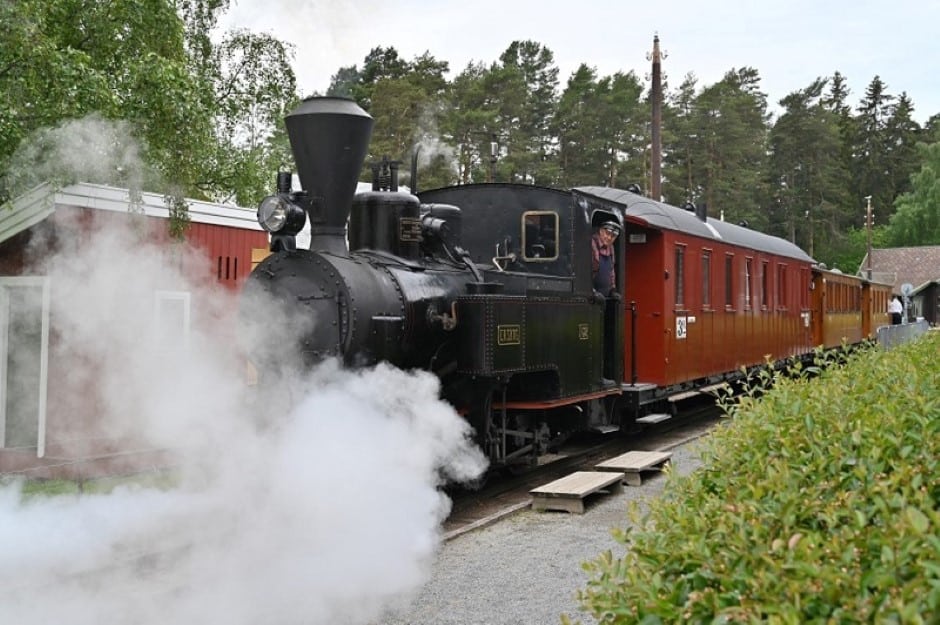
[
  {"left": 812, "top": 268, "right": 892, "bottom": 347},
  {"left": 574, "top": 187, "right": 818, "bottom": 413}
]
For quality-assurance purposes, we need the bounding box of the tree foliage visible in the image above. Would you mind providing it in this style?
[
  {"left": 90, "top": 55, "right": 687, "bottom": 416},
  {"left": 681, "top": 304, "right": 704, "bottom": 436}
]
[
  {"left": 888, "top": 141, "right": 940, "bottom": 246},
  {"left": 766, "top": 78, "right": 850, "bottom": 257},
  {"left": 555, "top": 65, "right": 646, "bottom": 188},
  {"left": 335, "top": 43, "right": 933, "bottom": 270},
  {"left": 0, "top": 0, "right": 298, "bottom": 208},
  {"left": 686, "top": 67, "right": 769, "bottom": 229},
  {"left": 327, "top": 46, "right": 451, "bottom": 188}
]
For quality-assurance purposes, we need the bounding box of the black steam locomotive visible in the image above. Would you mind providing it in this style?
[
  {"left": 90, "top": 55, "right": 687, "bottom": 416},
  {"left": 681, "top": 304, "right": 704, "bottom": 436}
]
[{"left": 241, "top": 97, "right": 627, "bottom": 465}]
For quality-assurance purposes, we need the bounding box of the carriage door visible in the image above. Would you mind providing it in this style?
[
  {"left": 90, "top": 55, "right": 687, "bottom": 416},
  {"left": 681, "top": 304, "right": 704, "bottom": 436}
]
[{"left": 0, "top": 277, "right": 50, "bottom": 457}]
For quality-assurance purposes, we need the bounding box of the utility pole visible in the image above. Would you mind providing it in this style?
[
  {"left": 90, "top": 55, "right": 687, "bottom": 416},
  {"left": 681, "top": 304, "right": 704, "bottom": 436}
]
[
  {"left": 865, "top": 195, "right": 873, "bottom": 280},
  {"left": 648, "top": 34, "right": 664, "bottom": 201},
  {"left": 489, "top": 134, "right": 498, "bottom": 183},
  {"left": 805, "top": 209, "right": 814, "bottom": 258}
]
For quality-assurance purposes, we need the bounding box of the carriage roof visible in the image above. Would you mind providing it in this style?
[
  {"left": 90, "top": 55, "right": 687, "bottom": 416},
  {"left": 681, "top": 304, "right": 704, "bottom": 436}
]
[{"left": 574, "top": 186, "right": 815, "bottom": 264}]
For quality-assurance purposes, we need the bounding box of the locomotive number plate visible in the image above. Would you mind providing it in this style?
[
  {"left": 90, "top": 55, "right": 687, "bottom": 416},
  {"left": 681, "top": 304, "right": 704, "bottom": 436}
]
[
  {"left": 497, "top": 324, "right": 521, "bottom": 345},
  {"left": 399, "top": 217, "right": 422, "bottom": 242},
  {"left": 578, "top": 324, "right": 589, "bottom": 340}
]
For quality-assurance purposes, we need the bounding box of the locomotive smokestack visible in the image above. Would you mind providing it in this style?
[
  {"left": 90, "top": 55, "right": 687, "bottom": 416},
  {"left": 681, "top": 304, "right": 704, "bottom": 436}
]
[{"left": 285, "top": 97, "right": 374, "bottom": 253}]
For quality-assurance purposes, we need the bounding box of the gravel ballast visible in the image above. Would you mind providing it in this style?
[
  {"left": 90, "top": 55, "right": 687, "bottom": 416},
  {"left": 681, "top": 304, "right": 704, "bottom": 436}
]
[{"left": 376, "top": 441, "right": 706, "bottom": 625}]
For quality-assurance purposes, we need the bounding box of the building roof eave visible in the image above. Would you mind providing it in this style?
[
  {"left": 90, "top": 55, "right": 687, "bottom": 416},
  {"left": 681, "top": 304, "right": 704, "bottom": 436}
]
[{"left": 0, "top": 182, "right": 262, "bottom": 247}]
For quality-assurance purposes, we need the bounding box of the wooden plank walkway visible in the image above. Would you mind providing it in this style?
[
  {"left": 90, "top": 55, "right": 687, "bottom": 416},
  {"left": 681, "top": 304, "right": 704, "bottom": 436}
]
[
  {"left": 595, "top": 450, "right": 672, "bottom": 486},
  {"left": 529, "top": 471, "right": 624, "bottom": 514}
]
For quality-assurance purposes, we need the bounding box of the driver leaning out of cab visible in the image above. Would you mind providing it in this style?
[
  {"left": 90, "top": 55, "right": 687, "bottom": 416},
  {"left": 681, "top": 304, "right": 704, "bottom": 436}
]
[{"left": 591, "top": 221, "right": 620, "bottom": 298}]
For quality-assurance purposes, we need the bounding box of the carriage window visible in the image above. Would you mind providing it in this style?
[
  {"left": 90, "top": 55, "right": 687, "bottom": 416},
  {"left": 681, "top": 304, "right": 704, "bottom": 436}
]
[
  {"left": 761, "top": 261, "right": 769, "bottom": 308},
  {"left": 744, "top": 258, "right": 753, "bottom": 309},
  {"left": 777, "top": 264, "right": 787, "bottom": 308},
  {"left": 674, "top": 245, "right": 686, "bottom": 308},
  {"left": 724, "top": 254, "right": 734, "bottom": 308},
  {"left": 521, "top": 211, "right": 558, "bottom": 262},
  {"left": 702, "top": 251, "right": 712, "bottom": 308},
  {"left": 801, "top": 267, "right": 810, "bottom": 308}
]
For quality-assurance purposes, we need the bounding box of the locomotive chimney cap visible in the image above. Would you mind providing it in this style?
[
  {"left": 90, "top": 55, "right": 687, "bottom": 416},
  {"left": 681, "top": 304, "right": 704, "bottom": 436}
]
[{"left": 283, "top": 96, "right": 374, "bottom": 253}]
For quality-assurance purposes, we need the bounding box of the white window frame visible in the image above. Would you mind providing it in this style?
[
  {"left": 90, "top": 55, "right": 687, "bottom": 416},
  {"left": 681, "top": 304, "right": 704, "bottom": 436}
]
[
  {"left": 0, "top": 277, "right": 51, "bottom": 457},
  {"left": 153, "top": 290, "right": 191, "bottom": 351}
]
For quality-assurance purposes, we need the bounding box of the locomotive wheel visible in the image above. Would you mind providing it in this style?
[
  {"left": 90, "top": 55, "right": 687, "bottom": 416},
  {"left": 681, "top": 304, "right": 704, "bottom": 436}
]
[{"left": 467, "top": 383, "right": 498, "bottom": 462}]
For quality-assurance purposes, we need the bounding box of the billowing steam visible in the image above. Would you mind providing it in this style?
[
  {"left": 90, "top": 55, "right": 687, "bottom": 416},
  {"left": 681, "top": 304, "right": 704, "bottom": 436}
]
[
  {"left": 411, "top": 103, "right": 457, "bottom": 180},
  {"left": 0, "top": 123, "right": 486, "bottom": 623},
  {"left": 2, "top": 114, "right": 151, "bottom": 201}
]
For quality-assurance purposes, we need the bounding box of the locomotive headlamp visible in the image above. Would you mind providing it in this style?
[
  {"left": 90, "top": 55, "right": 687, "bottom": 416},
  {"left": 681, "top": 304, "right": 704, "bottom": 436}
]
[{"left": 258, "top": 194, "right": 306, "bottom": 234}]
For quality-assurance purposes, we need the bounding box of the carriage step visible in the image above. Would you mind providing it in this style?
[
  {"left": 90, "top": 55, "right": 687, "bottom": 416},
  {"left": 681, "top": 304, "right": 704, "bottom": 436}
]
[
  {"left": 593, "top": 425, "right": 620, "bottom": 434},
  {"left": 595, "top": 450, "right": 672, "bottom": 486},
  {"left": 667, "top": 389, "right": 700, "bottom": 402},
  {"left": 529, "top": 471, "right": 624, "bottom": 514},
  {"left": 636, "top": 412, "right": 671, "bottom": 424}
]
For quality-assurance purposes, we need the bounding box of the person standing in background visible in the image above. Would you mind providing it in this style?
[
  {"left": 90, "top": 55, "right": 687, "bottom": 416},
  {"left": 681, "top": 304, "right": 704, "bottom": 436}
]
[{"left": 888, "top": 295, "right": 903, "bottom": 325}]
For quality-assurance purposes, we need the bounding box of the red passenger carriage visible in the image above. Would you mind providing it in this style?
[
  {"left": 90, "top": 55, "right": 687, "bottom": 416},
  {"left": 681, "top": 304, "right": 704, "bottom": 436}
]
[{"left": 575, "top": 188, "right": 818, "bottom": 416}]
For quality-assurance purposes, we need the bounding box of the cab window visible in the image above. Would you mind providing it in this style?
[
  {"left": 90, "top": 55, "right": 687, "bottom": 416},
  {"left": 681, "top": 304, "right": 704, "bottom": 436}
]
[{"left": 521, "top": 211, "right": 558, "bottom": 261}]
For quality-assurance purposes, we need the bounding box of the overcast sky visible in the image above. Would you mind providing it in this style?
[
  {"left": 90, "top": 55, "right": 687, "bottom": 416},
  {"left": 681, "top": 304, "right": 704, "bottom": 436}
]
[{"left": 220, "top": 0, "right": 940, "bottom": 124}]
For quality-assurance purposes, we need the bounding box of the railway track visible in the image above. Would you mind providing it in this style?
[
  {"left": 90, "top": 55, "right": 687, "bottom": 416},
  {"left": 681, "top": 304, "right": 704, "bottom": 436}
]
[{"left": 442, "top": 402, "right": 723, "bottom": 539}]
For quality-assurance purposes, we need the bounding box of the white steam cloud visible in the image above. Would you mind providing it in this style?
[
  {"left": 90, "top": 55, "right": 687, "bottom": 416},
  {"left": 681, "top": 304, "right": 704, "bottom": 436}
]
[
  {"left": 3, "top": 114, "right": 151, "bottom": 200},
  {"left": 0, "top": 127, "right": 485, "bottom": 623},
  {"left": 413, "top": 103, "right": 457, "bottom": 175}
]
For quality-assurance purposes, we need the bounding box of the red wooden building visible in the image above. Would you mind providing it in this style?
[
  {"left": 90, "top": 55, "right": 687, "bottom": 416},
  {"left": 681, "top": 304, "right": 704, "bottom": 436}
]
[{"left": 0, "top": 182, "right": 268, "bottom": 479}]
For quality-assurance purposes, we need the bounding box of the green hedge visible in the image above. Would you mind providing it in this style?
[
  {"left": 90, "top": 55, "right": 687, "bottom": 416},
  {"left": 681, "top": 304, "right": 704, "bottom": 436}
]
[{"left": 573, "top": 331, "right": 940, "bottom": 624}]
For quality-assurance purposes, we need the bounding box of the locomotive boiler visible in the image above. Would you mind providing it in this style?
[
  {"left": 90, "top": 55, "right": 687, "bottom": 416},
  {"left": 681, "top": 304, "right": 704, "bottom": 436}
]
[{"left": 244, "top": 98, "right": 482, "bottom": 375}]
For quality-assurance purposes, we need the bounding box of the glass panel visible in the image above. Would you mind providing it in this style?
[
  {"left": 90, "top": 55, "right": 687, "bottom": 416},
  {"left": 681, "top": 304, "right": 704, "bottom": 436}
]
[
  {"left": 725, "top": 255, "right": 734, "bottom": 307},
  {"left": 702, "top": 252, "right": 711, "bottom": 307},
  {"left": 761, "top": 261, "right": 769, "bottom": 307},
  {"left": 675, "top": 246, "right": 685, "bottom": 307},
  {"left": 744, "top": 258, "right": 752, "bottom": 308},
  {"left": 2, "top": 285, "right": 43, "bottom": 448},
  {"left": 521, "top": 212, "right": 559, "bottom": 261}
]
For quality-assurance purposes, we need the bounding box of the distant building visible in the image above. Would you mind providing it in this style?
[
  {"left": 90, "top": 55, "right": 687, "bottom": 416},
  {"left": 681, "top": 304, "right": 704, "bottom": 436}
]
[
  {"left": 858, "top": 246, "right": 940, "bottom": 325},
  {"left": 0, "top": 182, "right": 269, "bottom": 479}
]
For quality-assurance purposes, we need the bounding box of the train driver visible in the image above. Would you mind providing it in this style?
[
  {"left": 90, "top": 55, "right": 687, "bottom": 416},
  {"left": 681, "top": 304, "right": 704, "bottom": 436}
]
[{"left": 591, "top": 221, "right": 621, "bottom": 297}]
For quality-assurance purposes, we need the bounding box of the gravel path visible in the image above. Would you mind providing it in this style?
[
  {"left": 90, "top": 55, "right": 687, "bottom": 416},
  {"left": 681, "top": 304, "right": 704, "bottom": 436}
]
[{"left": 375, "top": 440, "right": 707, "bottom": 625}]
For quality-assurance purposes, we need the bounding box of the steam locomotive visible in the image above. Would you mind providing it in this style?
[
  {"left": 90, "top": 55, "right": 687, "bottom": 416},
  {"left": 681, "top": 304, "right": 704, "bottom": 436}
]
[{"left": 241, "top": 97, "right": 892, "bottom": 466}]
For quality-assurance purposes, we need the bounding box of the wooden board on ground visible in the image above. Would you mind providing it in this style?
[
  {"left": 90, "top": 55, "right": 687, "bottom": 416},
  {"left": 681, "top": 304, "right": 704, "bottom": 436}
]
[
  {"left": 595, "top": 450, "right": 672, "bottom": 486},
  {"left": 529, "top": 471, "right": 624, "bottom": 514}
]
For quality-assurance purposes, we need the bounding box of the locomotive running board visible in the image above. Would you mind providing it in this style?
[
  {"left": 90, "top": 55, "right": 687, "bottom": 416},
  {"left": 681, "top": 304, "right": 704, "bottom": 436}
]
[{"left": 497, "top": 387, "right": 621, "bottom": 410}]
